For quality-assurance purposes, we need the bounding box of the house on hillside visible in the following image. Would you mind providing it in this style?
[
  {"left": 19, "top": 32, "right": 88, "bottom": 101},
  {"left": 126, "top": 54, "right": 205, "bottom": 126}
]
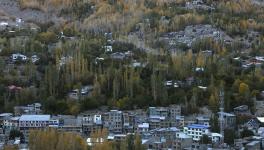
[
  {"left": 68, "top": 85, "right": 94, "bottom": 100},
  {"left": 10, "top": 53, "right": 27, "bottom": 62},
  {"left": 110, "top": 52, "right": 126, "bottom": 60}
]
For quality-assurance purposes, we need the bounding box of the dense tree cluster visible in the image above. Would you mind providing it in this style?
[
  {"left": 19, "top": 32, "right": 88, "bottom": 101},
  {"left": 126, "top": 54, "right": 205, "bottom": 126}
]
[
  {"left": 0, "top": 29, "right": 263, "bottom": 115},
  {"left": 90, "top": 128, "right": 145, "bottom": 150},
  {"left": 29, "top": 128, "right": 87, "bottom": 150},
  {"left": 0, "top": 0, "right": 263, "bottom": 117},
  {"left": 27, "top": 128, "right": 145, "bottom": 150}
]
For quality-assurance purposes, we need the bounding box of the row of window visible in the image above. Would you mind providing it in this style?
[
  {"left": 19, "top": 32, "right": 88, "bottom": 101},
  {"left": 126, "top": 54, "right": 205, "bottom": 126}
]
[
  {"left": 19, "top": 123, "right": 47, "bottom": 127},
  {"left": 192, "top": 136, "right": 201, "bottom": 139},
  {"left": 188, "top": 128, "right": 203, "bottom": 131},
  {"left": 188, "top": 131, "right": 202, "bottom": 135},
  {"left": 20, "top": 121, "right": 50, "bottom": 123}
]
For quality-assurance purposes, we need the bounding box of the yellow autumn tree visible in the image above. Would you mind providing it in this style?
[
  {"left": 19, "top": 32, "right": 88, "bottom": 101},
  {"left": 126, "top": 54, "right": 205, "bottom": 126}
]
[
  {"left": 239, "top": 82, "right": 250, "bottom": 96},
  {"left": 19, "top": 0, "right": 76, "bottom": 11},
  {"left": 209, "top": 92, "right": 218, "bottom": 113},
  {"left": 134, "top": 133, "right": 145, "bottom": 150},
  {"left": 91, "top": 128, "right": 115, "bottom": 150},
  {"left": 29, "top": 128, "right": 87, "bottom": 150},
  {"left": 3, "top": 146, "right": 18, "bottom": 150}
]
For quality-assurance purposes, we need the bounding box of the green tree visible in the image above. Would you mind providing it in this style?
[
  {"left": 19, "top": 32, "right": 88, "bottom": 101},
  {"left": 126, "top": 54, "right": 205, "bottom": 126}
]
[
  {"left": 200, "top": 135, "right": 211, "bottom": 144},
  {"left": 240, "top": 129, "right": 254, "bottom": 138},
  {"left": 210, "top": 115, "right": 220, "bottom": 133},
  {"left": 37, "top": 32, "right": 58, "bottom": 44},
  {"left": 126, "top": 134, "right": 134, "bottom": 150},
  {"left": 9, "top": 129, "right": 24, "bottom": 141},
  {"left": 224, "top": 129, "right": 236, "bottom": 145}
]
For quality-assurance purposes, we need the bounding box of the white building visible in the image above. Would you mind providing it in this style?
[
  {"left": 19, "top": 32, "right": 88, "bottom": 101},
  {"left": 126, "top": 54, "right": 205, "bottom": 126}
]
[
  {"left": 137, "top": 123, "right": 149, "bottom": 133},
  {"left": 93, "top": 115, "right": 102, "bottom": 124},
  {"left": 87, "top": 137, "right": 104, "bottom": 146},
  {"left": 0, "top": 22, "right": 8, "bottom": 26},
  {"left": 107, "top": 134, "right": 127, "bottom": 141},
  {"left": 184, "top": 124, "right": 210, "bottom": 141},
  {"left": 210, "top": 132, "right": 223, "bottom": 143},
  {"left": 104, "top": 45, "right": 112, "bottom": 52},
  {"left": 11, "top": 53, "right": 28, "bottom": 62},
  {"left": 31, "top": 55, "right": 40, "bottom": 63},
  {"left": 195, "top": 67, "right": 204, "bottom": 72}
]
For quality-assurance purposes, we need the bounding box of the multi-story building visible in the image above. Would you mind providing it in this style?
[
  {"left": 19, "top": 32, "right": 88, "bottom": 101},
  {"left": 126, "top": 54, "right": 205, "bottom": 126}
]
[
  {"left": 19, "top": 115, "right": 52, "bottom": 129},
  {"left": 169, "top": 105, "right": 181, "bottom": 119},
  {"left": 218, "top": 112, "right": 236, "bottom": 129},
  {"left": 174, "top": 132, "right": 192, "bottom": 150},
  {"left": 184, "top": 124, "right": 210, "bottom": 141},
  {"left": 149, "top": 107, "right": 169, "bottom": 118},
  {"left": 173, "top": 116, "right": 184, "bottom": 128},
  {"left": 144, "top": 127, "right": 188, "bottom": 150},
  {"left": 50, "top": 115, "right": 82, "bottom": 134},
  {"left": 3, "top": 116, "right": 20, "bottom": 132},
  {"left": 149, "top": 127, "right": 179, "bottom": 141},
  {"left": 144, "top": 139, "right": 163, "bottom": 150},
  {"left": 19, "top": 115, "right": 52, "bottom": 141},
  {"left": 123, "top": 111, "right": 135, "bottom": 133},
  {"left": 14, "top": 103, "right": 42, "bottom": 116},
  {"left": 137, "top": 123, "right": 149, "bottom": 134},
  {"left": 148, "top": 116, "right": 170, "bottom": 130},
  {"left": 196, "top": 116, "right": 210, "bottom": 126},
  {"left": 148, "top": 106, "right": 181, "bottom": 130},
  {"left": 0, "top": 113, "right": 13, "bottom": 127},
  {"left": 134, "top": 109, "right": 148, "bottom": 129},
  {"left": 103, "top": 110, "right": 123, "bottom": 134},
  {"left": 184, "top": 116, "right": 196, "bottom": 126},
  {"left": 82, "top": 113, "right": 103, "bottom": 136}
]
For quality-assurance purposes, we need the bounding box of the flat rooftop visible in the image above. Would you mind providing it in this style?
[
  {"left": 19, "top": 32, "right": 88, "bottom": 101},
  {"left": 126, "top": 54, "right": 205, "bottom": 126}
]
[
  {"left": 19, "top": 115, "right": 50, "bottom": 121},
  {"left": 188, "top": 124, "right": 209, "bottom": 129}
]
